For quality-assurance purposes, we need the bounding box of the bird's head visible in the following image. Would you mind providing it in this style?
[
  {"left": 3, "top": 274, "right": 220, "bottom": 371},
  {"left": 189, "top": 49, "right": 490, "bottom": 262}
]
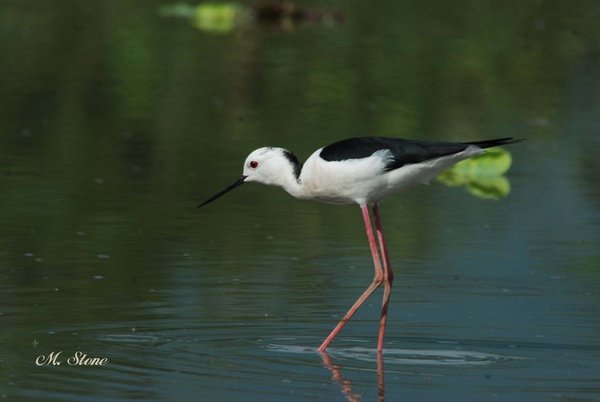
[
  {"left": 242, "top": 147, "right": 295, "bottom": 186},
  {"left": 198, "top": 147, "right": 300, "bottom": 208}
]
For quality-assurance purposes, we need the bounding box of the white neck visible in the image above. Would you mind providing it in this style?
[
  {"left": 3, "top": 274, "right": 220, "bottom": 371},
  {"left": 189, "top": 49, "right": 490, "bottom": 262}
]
[{"left": 279, "top": 172, "right": 304, "bottom": 199}]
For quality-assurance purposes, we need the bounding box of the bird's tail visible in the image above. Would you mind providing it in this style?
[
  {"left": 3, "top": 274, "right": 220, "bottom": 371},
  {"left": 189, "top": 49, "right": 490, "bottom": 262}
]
[{"left": 466, "top": 137, "right": 524, "bottom": 149}]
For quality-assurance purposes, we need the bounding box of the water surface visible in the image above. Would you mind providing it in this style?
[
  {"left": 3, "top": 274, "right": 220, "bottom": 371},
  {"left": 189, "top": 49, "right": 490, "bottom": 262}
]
[{"left": 1, "top": 1, "right": 599, "bottom": 401}]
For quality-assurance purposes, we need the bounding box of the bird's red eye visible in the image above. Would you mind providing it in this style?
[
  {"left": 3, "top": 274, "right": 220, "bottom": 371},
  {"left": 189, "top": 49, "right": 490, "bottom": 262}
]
[{"left": 249, "top": 161, "right": 259, "bottom": 169}]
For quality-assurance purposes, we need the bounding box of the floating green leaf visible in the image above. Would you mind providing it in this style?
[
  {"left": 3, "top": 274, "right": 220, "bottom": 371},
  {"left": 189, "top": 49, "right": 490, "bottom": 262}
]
[
  {"left": 437, "top": 147, "right": 514, "bottom": 200},
  {"left": 450, "top": 147, "right": 512, "bottom": 176},
  {"left": 192, "top": 3, "right": 246, "bottom": 34},
  {"left": 159, "top": 3, "right": 248, "bottom": 34}
]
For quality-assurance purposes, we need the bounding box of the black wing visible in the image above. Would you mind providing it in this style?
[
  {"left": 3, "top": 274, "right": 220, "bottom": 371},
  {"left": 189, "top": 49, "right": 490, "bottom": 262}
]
[{"left": 319, "top": 137, "right": 521, "bottom": 171}]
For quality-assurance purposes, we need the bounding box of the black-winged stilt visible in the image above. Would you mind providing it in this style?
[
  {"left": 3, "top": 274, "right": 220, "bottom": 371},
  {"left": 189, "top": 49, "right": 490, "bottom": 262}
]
[{"left": 198, "top": 136, "right": 522, "bottom": 352}]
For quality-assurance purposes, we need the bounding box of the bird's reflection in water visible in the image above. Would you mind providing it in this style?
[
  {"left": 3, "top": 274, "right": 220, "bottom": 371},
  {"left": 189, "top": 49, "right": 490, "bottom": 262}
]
[{"left": 320, "top": 351, "right": 385, "bottom": 402}]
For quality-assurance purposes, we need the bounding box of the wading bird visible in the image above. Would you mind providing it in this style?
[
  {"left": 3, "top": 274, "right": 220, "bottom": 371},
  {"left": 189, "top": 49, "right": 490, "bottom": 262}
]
[{"left": 198, "top": 137, "right": 521, "bottom": 352}]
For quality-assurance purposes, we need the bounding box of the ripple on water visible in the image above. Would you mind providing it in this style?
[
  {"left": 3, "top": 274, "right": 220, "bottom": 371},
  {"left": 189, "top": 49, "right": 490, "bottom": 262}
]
[
  {"left": 266, "top": 344, "right": 527, "bottom": 367},
  {"left": 96, "top": 333, "right": 166, "bottom": 346}
]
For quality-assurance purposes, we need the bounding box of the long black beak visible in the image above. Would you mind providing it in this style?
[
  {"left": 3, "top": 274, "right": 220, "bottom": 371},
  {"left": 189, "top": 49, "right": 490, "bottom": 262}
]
[{"left": 197, "top": 176, "right": 247, "bottom": 208}]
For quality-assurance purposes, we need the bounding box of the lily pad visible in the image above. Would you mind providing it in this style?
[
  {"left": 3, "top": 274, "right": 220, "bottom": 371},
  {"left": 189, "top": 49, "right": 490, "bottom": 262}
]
[
  {"left": 437, "top": 147, "right": 514, "bottom": 200},
  {"left": 193, "top": 3, "right": 246, "bottom": 34},
  {"left": 159, "top": 3, "right": 249, "bottom": 34},
  {"left": 449, "top": 147, "right": 512, "bottom": 177}
]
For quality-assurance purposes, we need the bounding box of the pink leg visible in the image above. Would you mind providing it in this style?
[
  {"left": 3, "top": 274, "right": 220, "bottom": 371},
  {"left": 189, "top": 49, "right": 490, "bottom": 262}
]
[
  {"left": 318, "top": 204, "right": 383, "bottom": 351},
  {"left": 373, "top": 203, "right": 394, "bottom": 352},
  {"left": 377, "top": 351, "right": 385, "bottom": 402}
]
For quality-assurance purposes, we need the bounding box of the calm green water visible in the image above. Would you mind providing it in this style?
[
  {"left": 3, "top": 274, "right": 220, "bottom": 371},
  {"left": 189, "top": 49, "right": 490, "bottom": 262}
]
[{"left": 1, "top": 1, "right": 599, "bottom": 401}]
